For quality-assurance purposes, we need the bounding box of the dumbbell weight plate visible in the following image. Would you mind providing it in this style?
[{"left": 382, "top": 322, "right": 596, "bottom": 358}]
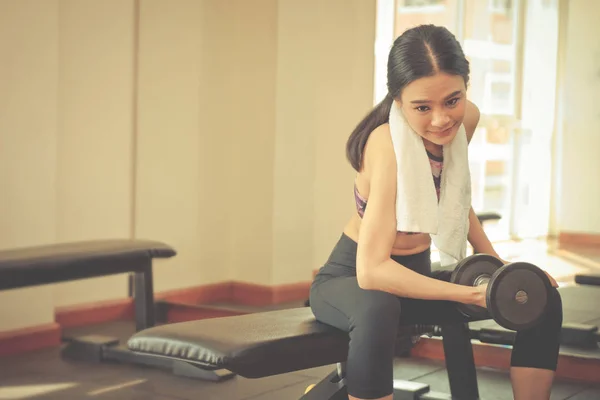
[
  {"left": 486, "top": 262, "right": 551, "bottom": 331},
  {"left": 451, "top": 254, "right": 505, "bottom": 320}
]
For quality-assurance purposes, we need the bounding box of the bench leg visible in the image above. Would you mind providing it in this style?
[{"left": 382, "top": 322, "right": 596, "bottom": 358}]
[
  {"left": 134, "top": 261, "right": 155, "bottom": 331},
  {"left": 441, "top": 323, "right": 479, "bottom": 400},
  {"left": 61, "top": 261, "right": 157, "bottom": 363}
]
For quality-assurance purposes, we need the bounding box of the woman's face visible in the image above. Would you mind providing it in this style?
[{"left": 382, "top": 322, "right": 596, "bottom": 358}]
[{"left": 397, "top": 72, "right": 467, "bottom": 147}]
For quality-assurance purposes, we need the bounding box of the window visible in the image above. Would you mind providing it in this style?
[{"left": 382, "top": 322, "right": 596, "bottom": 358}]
[
  {"left": 395, "top": 0, "right": 459, "bottom": 34},
  {"left": 489, "top": 0, "right": 512, "bottom": 14},
  {"left": 399, "top": 0, "right": 447, "bottom": 13}
]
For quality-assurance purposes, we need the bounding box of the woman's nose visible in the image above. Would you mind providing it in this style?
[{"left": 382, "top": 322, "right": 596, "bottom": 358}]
[{"left": 431, "top": 112, "right": 450, "bottom": 128}]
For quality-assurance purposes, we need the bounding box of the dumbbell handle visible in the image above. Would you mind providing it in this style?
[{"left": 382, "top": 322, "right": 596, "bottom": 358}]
[{"left": 473, "top": 274, "right": 491, "bottom": 287}]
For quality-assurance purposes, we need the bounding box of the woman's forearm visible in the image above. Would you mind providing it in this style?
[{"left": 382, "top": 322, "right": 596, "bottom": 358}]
[
  {"left": 360, "top": 207, "right": 501, "bottom": 304},
  {"left": 359, "top": 258, "right": 479, "bottom": 304},
  {"left": 467, "top": 207, "right": 500, "bottom": 257}
]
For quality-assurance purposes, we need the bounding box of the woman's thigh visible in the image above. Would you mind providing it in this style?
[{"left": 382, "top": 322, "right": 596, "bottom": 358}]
[
  {"left": 310, "top": 272, "right": 401, "bottom": 332},
  {"left": 398, "top": 269, "right": 472, "bottom": 326},
  {"left": 310, "top": 268, "right": 471, "bottom": 331}
]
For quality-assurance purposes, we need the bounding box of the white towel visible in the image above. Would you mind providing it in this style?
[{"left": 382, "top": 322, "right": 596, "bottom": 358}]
[{"left": 388, "top": 100, "right": 471, "bottom": 266}]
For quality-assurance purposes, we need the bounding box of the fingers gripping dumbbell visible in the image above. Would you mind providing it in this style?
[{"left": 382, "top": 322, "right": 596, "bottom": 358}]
[{"left": 451, "top": 254, "right": 553, "bottom": 331}]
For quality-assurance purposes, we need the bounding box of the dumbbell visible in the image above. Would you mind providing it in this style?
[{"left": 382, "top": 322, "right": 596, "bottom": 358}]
[{"left": 450, "top": 254, "right": 553, "bottom": 331}]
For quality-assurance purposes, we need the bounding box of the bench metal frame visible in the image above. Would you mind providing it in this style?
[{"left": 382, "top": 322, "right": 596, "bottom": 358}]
[{"left": 57, "top": 257, "right": 235, "bottom": 381}]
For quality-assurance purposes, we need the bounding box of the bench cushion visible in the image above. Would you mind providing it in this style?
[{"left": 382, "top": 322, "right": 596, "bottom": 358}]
[
  {"left": 127, "top": 307, "right": 421, "bottom": 378},
  {"left": 0, "top": 239, "right": 175, "bottom": 290}
]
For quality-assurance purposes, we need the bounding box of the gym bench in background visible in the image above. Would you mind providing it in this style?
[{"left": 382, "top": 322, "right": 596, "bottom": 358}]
[{"left": 0, "top": 240, "right": 233, "bottom": 381}]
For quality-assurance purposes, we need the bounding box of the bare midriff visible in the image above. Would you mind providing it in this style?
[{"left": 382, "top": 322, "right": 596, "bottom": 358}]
[{"left": 342, "top": 214, "right": 431, "bottom": 256}]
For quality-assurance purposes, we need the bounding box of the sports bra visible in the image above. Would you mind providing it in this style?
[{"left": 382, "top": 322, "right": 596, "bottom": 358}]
[{"left": 354, "top": 149, "right": 443, "bottom": 235}]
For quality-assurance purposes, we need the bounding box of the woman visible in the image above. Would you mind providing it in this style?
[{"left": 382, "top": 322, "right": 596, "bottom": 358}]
[{"left": 309, "top": 25, "right": 562, "bottom": 400}]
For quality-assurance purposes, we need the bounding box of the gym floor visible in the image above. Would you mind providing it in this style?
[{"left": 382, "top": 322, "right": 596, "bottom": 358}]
[
  {"left": 1, "top": 240, "right": 600, "bottom": 400},
  {"left": 1, "top": 322, "right": 599, "bottom": 400},
  {"left": 1, "top": 320, "right": 600, "bottom": 400}
]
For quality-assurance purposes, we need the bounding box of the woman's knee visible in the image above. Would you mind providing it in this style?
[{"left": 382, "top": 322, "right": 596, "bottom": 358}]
[
  {"left": 511, "top": 288, "right": 562, "bottom": 370},
  {"left": 528, "top": 287, "right": 562, "bottom": 337},
  {"left": 543, "top": 287, "right": 563, "bottom": 329}
]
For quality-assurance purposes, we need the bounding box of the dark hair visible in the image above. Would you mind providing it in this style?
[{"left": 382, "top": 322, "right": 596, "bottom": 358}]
[{"left": 346, "top": 25, "right": 470, "bottom": 171}]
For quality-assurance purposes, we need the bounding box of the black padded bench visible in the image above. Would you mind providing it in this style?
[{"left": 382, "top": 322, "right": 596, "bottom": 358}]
[
  {"left": 475, "top": 212, "right": 502, "bottom": 224},
  {"left": 128, "top": 307, "right": 482, "bottom": 399},
  {"left": 575, "top": 273, "right": 600, "bottom": 286},
  {"left": 0, "top": 239, "right": 204, "bottom": 375},
  {"left": 0, "top": 239, "right": 174, "bottom": 331}
]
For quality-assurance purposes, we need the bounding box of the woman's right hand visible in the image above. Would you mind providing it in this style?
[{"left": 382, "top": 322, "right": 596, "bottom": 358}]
[{"left": 473, "top": 284, "right": 488, "bottom": 309}]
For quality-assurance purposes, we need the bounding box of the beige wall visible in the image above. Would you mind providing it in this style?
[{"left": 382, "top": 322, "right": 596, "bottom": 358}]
[
  {"left": 135, "top": 0, "right": 212, "bottom": 292},
  {"left": 272, "top": 1, "right": 376, "bottom": 285},
  {"left": 225, "top": 0, "right": 278, "bottom": 285},
  {"left": 310, "top": 1, "right": 377, "bottom": 273},
  {"left": 53, "top": 0, "right": 136, "bottom": 307},
  {"left": 0, "top": 0, "right": 375, "bottom": 333},
  {"left": 0, "top": 0, "right": 59, "bottom": 331},
  {"left": 555, "top": 0, "right": 600, "bottom": 235}
]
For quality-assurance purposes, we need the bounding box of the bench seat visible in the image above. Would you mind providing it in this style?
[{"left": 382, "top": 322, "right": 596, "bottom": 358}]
[{"left": 127, "top": 307, "right": 422, "bottom": 379}]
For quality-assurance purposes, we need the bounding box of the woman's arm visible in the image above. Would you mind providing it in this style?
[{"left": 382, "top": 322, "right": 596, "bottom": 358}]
[
  {"left": 356, "top": 124, "right": 481, "bottom": 304},
  {"left": 467, "top": 207, "right": 500, "bottom": 256},
  {"left": 463, "top": 102, "right": 500, "bottom": 257},
  {"left": 463, "top": 101, "right": 558, "bottom": 286}
]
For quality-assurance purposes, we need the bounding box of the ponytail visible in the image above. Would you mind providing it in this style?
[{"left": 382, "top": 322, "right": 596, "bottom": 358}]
[{"left": 345, "top": 93, "right": 394, "bottom": 172}]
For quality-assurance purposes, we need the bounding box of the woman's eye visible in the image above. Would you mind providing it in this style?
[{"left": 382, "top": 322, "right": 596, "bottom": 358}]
[
  {"left": 447, "top": 97, "right": 460, "bottom": 106},
  {"left": 415, "top": 106, "right": 430, "bottom": 112}
]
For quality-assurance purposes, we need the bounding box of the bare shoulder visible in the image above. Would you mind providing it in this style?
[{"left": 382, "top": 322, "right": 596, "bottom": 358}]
[
  {"left": 362, "top": 123, "right": 397, "bottom": 174},
  {"left": 463, "top": 100, "right": 481, "bottom": 144}
]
